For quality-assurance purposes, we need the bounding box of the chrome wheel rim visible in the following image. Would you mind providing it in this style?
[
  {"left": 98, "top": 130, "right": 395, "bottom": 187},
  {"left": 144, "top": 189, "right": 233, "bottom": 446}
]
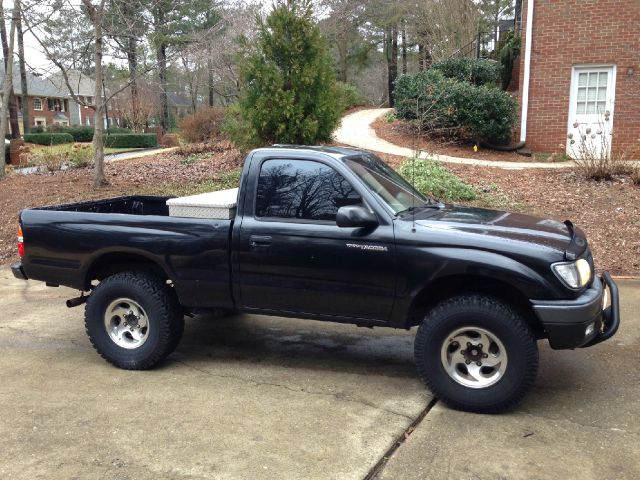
[
  {"left": 104, "top": 298, "right": 149, "bottom": 349},
  {"left": 440, "top": 326, "right": 508, "bottom": 389}
]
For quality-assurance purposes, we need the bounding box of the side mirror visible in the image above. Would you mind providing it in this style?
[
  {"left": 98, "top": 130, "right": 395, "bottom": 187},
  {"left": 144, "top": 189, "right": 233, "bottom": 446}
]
[{"left": 336, "top": 205, "right": 379, "bottom": 229}]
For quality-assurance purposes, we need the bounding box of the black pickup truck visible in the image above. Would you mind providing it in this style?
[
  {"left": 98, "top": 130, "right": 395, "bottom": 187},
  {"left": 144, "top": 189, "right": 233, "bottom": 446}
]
[{"left": 12, "top": 146, "right": 619, "bottom": 413}]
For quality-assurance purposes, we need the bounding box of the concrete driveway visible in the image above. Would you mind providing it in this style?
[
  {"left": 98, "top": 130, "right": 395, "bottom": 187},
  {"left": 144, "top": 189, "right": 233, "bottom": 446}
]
[
  {"left": 0, "top": 267, "right": 430, "bottom": 479},
  {"left": 1, "top": 265, "right": 638, "bottom": 479}
]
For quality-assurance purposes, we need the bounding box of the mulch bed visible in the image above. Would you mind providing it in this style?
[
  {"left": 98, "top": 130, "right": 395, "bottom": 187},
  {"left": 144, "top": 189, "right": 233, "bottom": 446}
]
[
  {"left": 0, "top": 143, "right": 243, "bottom": 265},
  {"left": 372, "top": 117, "right": 567, "bottom": 163}
]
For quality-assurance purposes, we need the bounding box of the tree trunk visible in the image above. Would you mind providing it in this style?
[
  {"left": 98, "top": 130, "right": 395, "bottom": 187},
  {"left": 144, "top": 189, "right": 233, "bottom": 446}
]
[
  {"left": 16, "top": 0, "right": 28, "bottom": 134},
  {"left": 126, "top": 35, "right": 139, "bottom": 131},
  {"left": 207, "top": 58, "right": 214, "bottom": 107},
  {"left": 337, "top": 41, "right": 348, "bottom": 83},
  {"left": 418, "top": 42, "right": 424, "bottom": 71},
  {"left": 387, "top": 25, "right": 398, "bottom": 108},
  {"left": 401, "top": 25, "right": 407, "bottom": 75},
  {"left": 92, "top": 9, "right": 107, "bottom": 187},
  {"left": 154, "top": 4, "right": 169, "bottom": 132},
  {"left": 157, "top": 43, "right": 169, "bottom": 131},
  {"left": 0, "top": 9, "right": 16, "bottom": 179},
  {"left": 0, "top": 2, "right": 19, "bottom": 138}
]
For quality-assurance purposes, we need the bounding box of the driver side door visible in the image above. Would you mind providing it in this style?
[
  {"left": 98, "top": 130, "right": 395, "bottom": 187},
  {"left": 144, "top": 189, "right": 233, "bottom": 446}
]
[{"left": 237, "top": 158, "right": 397, "bottom": 321}]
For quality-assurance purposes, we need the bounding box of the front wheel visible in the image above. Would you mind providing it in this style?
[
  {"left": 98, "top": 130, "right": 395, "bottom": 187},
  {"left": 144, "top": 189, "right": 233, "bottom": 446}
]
[
  {"left": 414, "top": 295, "right": 539, "bottom": 413},
  {"left": 85, "top": 272, "right": 184, "bottom": 370}
]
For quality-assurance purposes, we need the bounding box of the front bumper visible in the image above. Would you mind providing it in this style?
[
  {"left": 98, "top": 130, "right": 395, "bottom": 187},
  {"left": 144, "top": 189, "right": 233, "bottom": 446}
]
[
  {"left": 11, "top": 262, "right": 28, "bottom": 280},
  {"left": 531, "top": 272, "right": 620, "bottom": 349}
]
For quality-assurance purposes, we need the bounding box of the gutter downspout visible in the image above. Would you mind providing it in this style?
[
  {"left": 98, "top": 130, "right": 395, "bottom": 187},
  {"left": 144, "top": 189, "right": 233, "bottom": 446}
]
[{"left": 519, "top": 0, "right": 535, "bottom": 143}]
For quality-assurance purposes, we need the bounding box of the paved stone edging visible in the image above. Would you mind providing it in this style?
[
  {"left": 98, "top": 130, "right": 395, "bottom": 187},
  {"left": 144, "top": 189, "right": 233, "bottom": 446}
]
[{"left": 334, "top": 108, "right": 576, "bottom": 170}]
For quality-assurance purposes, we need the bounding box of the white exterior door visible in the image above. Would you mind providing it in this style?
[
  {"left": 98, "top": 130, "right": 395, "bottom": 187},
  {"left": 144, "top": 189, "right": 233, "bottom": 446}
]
[{"left": 567, "top": 66, "right": 616, "bottom": 159}]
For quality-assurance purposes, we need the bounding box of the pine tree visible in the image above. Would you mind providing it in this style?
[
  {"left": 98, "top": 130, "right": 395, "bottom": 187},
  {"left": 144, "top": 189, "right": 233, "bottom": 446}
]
[{"left": 236, "top": 0, "right": 341, "bottom": 146}]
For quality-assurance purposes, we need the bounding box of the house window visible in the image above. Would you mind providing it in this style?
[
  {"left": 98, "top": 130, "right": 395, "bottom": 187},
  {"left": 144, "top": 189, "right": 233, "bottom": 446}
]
[
  {"left": 576, "top": 71, "right": 608, "bottom": 115},
  {"left": 33, "top": 98, "right": 43, "bottom": 111},
  {"left": 34, "top": 117, "right": 46, "bottom": 127},
  {"left": 47, "top": 98, "right": 66, "bottom": 112}
]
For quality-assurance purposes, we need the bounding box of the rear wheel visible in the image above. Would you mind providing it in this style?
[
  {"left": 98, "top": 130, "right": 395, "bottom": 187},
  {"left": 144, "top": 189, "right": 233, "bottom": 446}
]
[
  {"left": 85, "top": 272, "right": 184, "bottom": 370},
  {"left": 414, "top": 295, "right": 538, "bottom": 413}
]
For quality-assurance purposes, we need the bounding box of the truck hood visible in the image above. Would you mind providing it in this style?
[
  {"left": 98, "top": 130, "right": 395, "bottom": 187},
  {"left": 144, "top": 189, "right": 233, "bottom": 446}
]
[{"left": 409, "top": 205, "right": 586, "bottom": 256}]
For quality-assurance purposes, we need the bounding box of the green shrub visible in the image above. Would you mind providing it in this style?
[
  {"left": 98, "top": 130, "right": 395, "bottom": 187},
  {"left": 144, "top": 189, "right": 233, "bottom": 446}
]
[
  {"left": 104, "top": 133, "right": 158, "bottom": 148},
  {"left": 178, "top": 107, "right": 225, "bottom": 144},
  {"left": 394, "top": 69, "right": 517, "bottom": 144},
  {"left": 499, "top": 31, "right": 521, "bottom": 90},
  {"left": 430, "top": 58, "right": 501, "bottom": 87},
  {"left": 24, "top": 133, "right": 74, "bottom": 145},
  {"left": 30, "top": 126, "right": 44, "bottom": 134},
  {"left": 222, "top": 103, "right": 261, "bottom": 152},
  {"left": 384, "top": 111, "right": 396, "bottom": 123},
  {"left": 67, "top": 126, "right": 94, "bottom": 142},
  {"left": 335, "top": 82, "right": 364, "bottom": 111},
  {"left": 67, "top": 144, "right": 94, "bottom": 168},
  {"left": 107, "top": 127, "right": 132, "bottom": 134},
  {"left": 232, "top": 1, "right": 342, "bottom": 148},
  {"left": 398, "top": 158, "right": 477, "bottom": 201}
]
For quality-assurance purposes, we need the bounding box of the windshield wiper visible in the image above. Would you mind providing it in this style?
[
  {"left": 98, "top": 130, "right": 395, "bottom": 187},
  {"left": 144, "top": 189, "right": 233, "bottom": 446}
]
[
  {"left": 396, "top": 199, "right": 445, "bottom": 216},
  {"left": 424, "top": 199, "right": 445, "bottom": 209}
]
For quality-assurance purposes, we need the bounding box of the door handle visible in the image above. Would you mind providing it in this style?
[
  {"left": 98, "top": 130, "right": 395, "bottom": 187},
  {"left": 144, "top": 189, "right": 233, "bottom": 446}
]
[{"left": 249, "top": 235, "right": 272, "bottom": 248}]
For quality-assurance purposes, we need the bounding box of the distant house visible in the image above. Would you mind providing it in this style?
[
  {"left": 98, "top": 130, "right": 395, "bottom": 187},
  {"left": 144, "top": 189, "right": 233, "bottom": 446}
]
[
  {"left": 515, "top": 0, "right": 639, "bottom": 158},
  {"left": 47, "top": 71, "right": 98, "bottom": 127},
  {"left": 0, "top": 65, "right": 72, "bottom": 131},
  {"left": 167, "top": 93, "right": 196, "bottom": 121},
  {"left": 0, "top": 67, "right": 123, "bottom": 132}
]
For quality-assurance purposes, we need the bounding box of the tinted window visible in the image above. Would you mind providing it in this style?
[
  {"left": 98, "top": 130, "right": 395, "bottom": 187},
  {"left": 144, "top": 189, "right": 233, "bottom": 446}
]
[{"left": 256, "top": 159, "right": 361, "bottom": 221}]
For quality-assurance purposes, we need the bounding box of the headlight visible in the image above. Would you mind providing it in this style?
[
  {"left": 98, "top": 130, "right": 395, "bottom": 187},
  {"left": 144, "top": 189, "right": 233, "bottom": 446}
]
[{"left": 552, "top": 258, "right": 592, "bottom": 289}]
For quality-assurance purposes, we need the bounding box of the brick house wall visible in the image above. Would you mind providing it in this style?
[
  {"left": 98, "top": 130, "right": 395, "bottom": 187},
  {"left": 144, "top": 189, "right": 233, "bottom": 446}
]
[
  {"left": 19, "top": 96, "right": 71, "bottom": 129},
  {"left": 517, "top": 0, "right": 640, "bottom": 156}
]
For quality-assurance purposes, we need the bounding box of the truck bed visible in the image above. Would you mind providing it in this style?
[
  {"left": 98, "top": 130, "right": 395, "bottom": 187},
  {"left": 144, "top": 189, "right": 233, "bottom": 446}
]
[
  {"left": 20, "top": 196, "right": 234, "bottom": 310},
  {"left": 37, "top": 196, "right": 171, "bottom": 216}
]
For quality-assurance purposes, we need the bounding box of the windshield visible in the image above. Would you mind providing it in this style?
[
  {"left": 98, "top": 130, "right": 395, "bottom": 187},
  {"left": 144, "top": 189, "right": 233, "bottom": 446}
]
[{"left": 344, "top": 153, "right": 427, "bottom": 214}]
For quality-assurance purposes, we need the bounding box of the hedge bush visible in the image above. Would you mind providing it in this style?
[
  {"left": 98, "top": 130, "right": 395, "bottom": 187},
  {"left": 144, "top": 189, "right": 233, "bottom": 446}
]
[
  {"left": 24, "top": 133, "right": 74, "bottom": 145},
  {"left": 67, "top": 126, "right": 94, "bottom": 142},
  {"left": 394, "top": 69, "right": 516, "bottom": 144},
  {"left": 104, "top": 133, "right": 158, "bottom": 148},
  {"left": 430, "top": 58, "right": 501, "bottom": 87},
  {"left": 179, "top": 107, "right": 225, "bottom": 144},
  {"left": 107, "top": 127, "right": 132, "bottom": 134}
]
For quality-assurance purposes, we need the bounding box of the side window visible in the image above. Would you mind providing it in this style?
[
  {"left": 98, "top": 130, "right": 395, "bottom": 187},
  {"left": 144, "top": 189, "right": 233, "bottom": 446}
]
[{"left": 256, "top": 159, "right": 361, "bottom": 221}]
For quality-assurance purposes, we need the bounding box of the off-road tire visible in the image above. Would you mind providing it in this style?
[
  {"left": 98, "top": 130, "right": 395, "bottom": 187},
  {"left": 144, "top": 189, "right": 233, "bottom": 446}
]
[
  {"left": 85, "top": 271, "right": 184, "bottom": 370},
  {"left": 414, "top": 295, "right": 539, "bottom": 413}
]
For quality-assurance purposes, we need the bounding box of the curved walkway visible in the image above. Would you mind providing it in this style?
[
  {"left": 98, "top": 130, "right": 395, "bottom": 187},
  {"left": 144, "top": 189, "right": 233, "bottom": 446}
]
[{"left": 334, "top": 108, "right": 575, "bottom": 170}]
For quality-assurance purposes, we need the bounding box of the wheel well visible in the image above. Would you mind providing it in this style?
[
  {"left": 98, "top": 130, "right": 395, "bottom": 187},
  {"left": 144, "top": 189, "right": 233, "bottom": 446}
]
[
  {"left": 408, "top": 275, "right": 544, "bottom": 337},
  {"left": 85, "top": 253, "right": 169, "bottom": 289}
]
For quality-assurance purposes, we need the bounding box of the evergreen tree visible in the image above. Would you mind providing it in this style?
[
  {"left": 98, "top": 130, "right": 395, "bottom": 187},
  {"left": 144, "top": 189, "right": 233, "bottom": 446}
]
[{"left": 235, "top": 0, "right": 341, "bottom": 146}]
